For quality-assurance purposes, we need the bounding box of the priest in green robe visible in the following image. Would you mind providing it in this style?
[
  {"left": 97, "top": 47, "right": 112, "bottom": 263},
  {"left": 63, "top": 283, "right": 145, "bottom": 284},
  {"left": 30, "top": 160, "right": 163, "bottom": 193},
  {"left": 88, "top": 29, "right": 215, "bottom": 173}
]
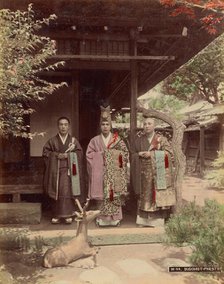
[{"left": 131, "top": 117, "right": 176, "bottom": 227}]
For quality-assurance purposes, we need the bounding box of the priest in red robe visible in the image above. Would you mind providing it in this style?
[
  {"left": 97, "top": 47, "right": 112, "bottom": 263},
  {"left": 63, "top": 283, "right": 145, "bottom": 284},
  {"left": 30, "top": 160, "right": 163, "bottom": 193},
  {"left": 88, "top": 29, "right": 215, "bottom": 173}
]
[{"left": 86, "top": 106, "right": 129, "bottom": 227}]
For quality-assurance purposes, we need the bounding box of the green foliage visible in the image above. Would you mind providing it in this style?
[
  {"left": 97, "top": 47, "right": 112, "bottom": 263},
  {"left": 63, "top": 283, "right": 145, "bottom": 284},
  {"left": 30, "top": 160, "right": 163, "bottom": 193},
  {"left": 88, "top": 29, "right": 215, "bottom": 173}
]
[
  {"left": 165, "top": 200, "right": 203, "bottom": 245},
  {"left": 165, "top": 199, "right": 224, "bottom": 269},
  {"left": 0, "top": 228, "right": 31, "bottom": 251},
  {"left": 164, "top": 75, "right": 198, "bottom": 102},
  {"left": 114, "top": 112, "right": 131, "bottom": 124},
  {"left": 145, "top": 94, "right": 187, "bottom": 120},
  {"left": 33, "top": 235, "right": 44, "bottom": 254},
  {"left": 205, "top": 151, "right": 224, "bottom": 188},
  {"left": 0, "top": 4, "right": 67, "bottom": 137},
  {"left": 163, "top": 33, "right": 224, "bottom": 104}
]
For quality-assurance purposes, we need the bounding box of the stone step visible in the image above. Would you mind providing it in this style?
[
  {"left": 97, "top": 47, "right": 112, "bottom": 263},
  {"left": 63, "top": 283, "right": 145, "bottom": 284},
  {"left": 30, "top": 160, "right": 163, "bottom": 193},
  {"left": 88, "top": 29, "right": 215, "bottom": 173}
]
[{"left": 29, "top": 227, "right": 165, "bottom": 246}]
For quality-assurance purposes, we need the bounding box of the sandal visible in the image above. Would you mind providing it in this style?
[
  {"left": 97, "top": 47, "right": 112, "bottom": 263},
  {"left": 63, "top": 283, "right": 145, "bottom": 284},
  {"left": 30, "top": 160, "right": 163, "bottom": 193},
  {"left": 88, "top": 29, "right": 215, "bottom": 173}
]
[
  {"left": 51, "top": 217, "right": 60, "bottom": 224},
  {"left": 65, "top": 217, "right": 73, "bottom": 224}
]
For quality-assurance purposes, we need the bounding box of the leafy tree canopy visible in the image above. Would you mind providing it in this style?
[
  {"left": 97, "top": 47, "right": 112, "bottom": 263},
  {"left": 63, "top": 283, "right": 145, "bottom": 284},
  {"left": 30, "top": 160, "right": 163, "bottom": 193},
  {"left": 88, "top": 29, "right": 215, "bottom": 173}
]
[
  {"left": 162, "top": 33, "right": 224, "bottom": 104},
  {"left": 0, "top": 4, "right": 67, "bottom": 138},
  {"left": 143, "top": 94, "right": 187, "bottom": 119},
  {"left": 160, "top": 0, "right": 224, "bottom": 34}
]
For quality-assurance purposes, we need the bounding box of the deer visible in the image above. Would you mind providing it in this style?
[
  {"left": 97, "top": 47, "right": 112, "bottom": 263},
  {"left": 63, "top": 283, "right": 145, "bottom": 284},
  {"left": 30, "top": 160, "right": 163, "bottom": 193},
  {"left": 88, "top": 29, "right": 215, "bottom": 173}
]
[{"left": 43, "top": 198, "right": 101, "bottom": 268}]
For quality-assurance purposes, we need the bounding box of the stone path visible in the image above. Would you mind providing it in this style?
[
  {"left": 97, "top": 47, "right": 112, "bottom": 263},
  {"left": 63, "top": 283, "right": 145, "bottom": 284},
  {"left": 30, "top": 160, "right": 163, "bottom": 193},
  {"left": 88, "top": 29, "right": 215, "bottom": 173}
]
[{"left": 30, "top": 244, "right": 220, "bottom": 284}]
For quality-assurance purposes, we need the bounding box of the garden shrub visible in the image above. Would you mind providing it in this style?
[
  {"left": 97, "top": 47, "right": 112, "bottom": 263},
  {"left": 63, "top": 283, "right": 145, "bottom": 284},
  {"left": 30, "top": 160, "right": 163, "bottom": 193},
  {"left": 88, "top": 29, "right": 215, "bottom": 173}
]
[
  {"left": 165, "top": 199, "right": 224, "bottom": 270},
  {"left": 206, "top": 151, "right": 224, "bottom": 188}
]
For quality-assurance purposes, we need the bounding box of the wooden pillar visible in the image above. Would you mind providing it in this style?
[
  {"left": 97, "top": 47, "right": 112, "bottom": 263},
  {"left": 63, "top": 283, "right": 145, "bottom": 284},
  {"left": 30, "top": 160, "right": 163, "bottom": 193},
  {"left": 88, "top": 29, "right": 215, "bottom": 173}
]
[
  {"left": 0, "top": 102, "right": 3, "bottom": 183},
  {"left": 24, "top": 114, "right": 30, "bottom": 169},
  {"left": 130, "top": 39, "right": 138, "bottom": 146},
  {"left": 219, "top": 114, "right": 224, "bottom": 151},
  {"left": 71, "top": 72, "right": 79, "bottom": 138},
  {"left": 0, "top": 135, "right": 2, "bottom": 185},
  {"left": 200, "top": 125, "right": 205, "bottom": 176}
]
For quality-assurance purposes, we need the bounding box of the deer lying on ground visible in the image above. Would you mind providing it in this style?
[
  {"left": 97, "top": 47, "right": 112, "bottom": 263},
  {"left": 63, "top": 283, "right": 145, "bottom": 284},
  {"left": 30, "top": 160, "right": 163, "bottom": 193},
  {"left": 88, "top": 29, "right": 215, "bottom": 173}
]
[{"left": 43, "top": 199, "right": 100, "bottom": 268}]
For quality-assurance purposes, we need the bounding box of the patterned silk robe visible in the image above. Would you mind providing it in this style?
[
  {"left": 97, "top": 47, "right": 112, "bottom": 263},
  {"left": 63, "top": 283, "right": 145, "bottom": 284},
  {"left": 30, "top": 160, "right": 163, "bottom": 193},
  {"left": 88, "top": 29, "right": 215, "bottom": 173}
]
[
  {"left": 86, "top": 132, "right": 129, "bottom": 221},
  {"left": 131, "top": 132, "right": 176, "bottom": 221}
]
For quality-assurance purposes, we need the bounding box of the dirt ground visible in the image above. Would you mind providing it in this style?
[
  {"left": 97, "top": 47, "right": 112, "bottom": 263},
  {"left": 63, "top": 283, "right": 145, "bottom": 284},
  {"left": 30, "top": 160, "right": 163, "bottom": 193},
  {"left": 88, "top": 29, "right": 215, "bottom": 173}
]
[
  {"left": 0, "top": 176, "right": 224, "bottom": 284},
  {"left": 182, "top": 176, "right": 224, "bottom": 206}
]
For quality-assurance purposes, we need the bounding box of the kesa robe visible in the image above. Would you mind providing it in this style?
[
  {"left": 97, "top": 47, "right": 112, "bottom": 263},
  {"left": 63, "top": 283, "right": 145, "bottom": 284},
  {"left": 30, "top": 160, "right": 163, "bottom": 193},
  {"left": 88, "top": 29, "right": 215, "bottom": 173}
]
[
  {"left": 131, "top": 132, "right": 176, "bottom": 225},
  {"left": 86, "top": 133, "right": 129, "bottom": 222},
  {"left": 43, "top": 134, "right": 85, "bottom": 218}
]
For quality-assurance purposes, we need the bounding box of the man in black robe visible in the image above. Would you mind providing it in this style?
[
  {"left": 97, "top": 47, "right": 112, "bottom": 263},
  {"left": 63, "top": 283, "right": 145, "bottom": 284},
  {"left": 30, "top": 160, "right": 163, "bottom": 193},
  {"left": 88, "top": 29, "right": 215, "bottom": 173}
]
[{"left": 43, "top": 117, "right": 85, "bottom": 224}]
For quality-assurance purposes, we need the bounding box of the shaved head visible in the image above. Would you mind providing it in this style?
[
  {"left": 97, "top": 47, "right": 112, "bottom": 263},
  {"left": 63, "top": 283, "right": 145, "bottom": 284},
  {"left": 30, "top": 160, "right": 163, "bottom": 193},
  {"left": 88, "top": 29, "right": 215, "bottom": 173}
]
[{"left": 143, "top": 117, "right": 155, "bottom": 134}]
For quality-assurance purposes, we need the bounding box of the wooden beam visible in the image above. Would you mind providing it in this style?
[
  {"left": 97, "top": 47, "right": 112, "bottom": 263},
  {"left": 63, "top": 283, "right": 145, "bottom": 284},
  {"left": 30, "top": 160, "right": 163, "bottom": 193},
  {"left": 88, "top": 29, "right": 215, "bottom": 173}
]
[
  {"left": 51, "top": 55, "right": 175, "bottom": 61},
  {"left": 46, "top": 60, "right": 130, "bottom": 71},
  {"left": 0, "top": 184, "right": 42, "bottom": 203},
  {"left": 200, "top": 126, "right": 205, "bottom": 177},
  {"left": 108, "top": 73, "right": 130, "bottom": 102},
  {"left": 70, "top": 61, "right": 130, "bottom": 70},
  {"left": 38, "top": 71, "right": 72, "bottom": 77},
  {"left": 41, "top": 31, "right": 186, "bottom": 41},
  {"left": 71, "top": 72, "right": 79, "bottom": 139},
  {"left": 130, "top": 39, "right": 138, "bottom": 147},
  {"left": 140, "top": 37, "right": 182, "bottom": 85},
  {"left": 42, "top": 31, "right": 130, "bottom": 41},
  {"left": 58, "top": 16, "right": 140, "bottom": 28}
]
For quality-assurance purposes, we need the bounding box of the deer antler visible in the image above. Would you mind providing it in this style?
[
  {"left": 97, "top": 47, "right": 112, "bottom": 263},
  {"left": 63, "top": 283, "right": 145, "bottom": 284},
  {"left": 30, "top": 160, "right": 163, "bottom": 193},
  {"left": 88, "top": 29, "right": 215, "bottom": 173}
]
[
  {"left": 82, "top": 198, "right": 90, "bottom": 212},
  {"left": 75, "top": 199, "right": 84, "bottom": 213},
  {"left": 74, "top": 198, "right": 91, "bottom": 220}
]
